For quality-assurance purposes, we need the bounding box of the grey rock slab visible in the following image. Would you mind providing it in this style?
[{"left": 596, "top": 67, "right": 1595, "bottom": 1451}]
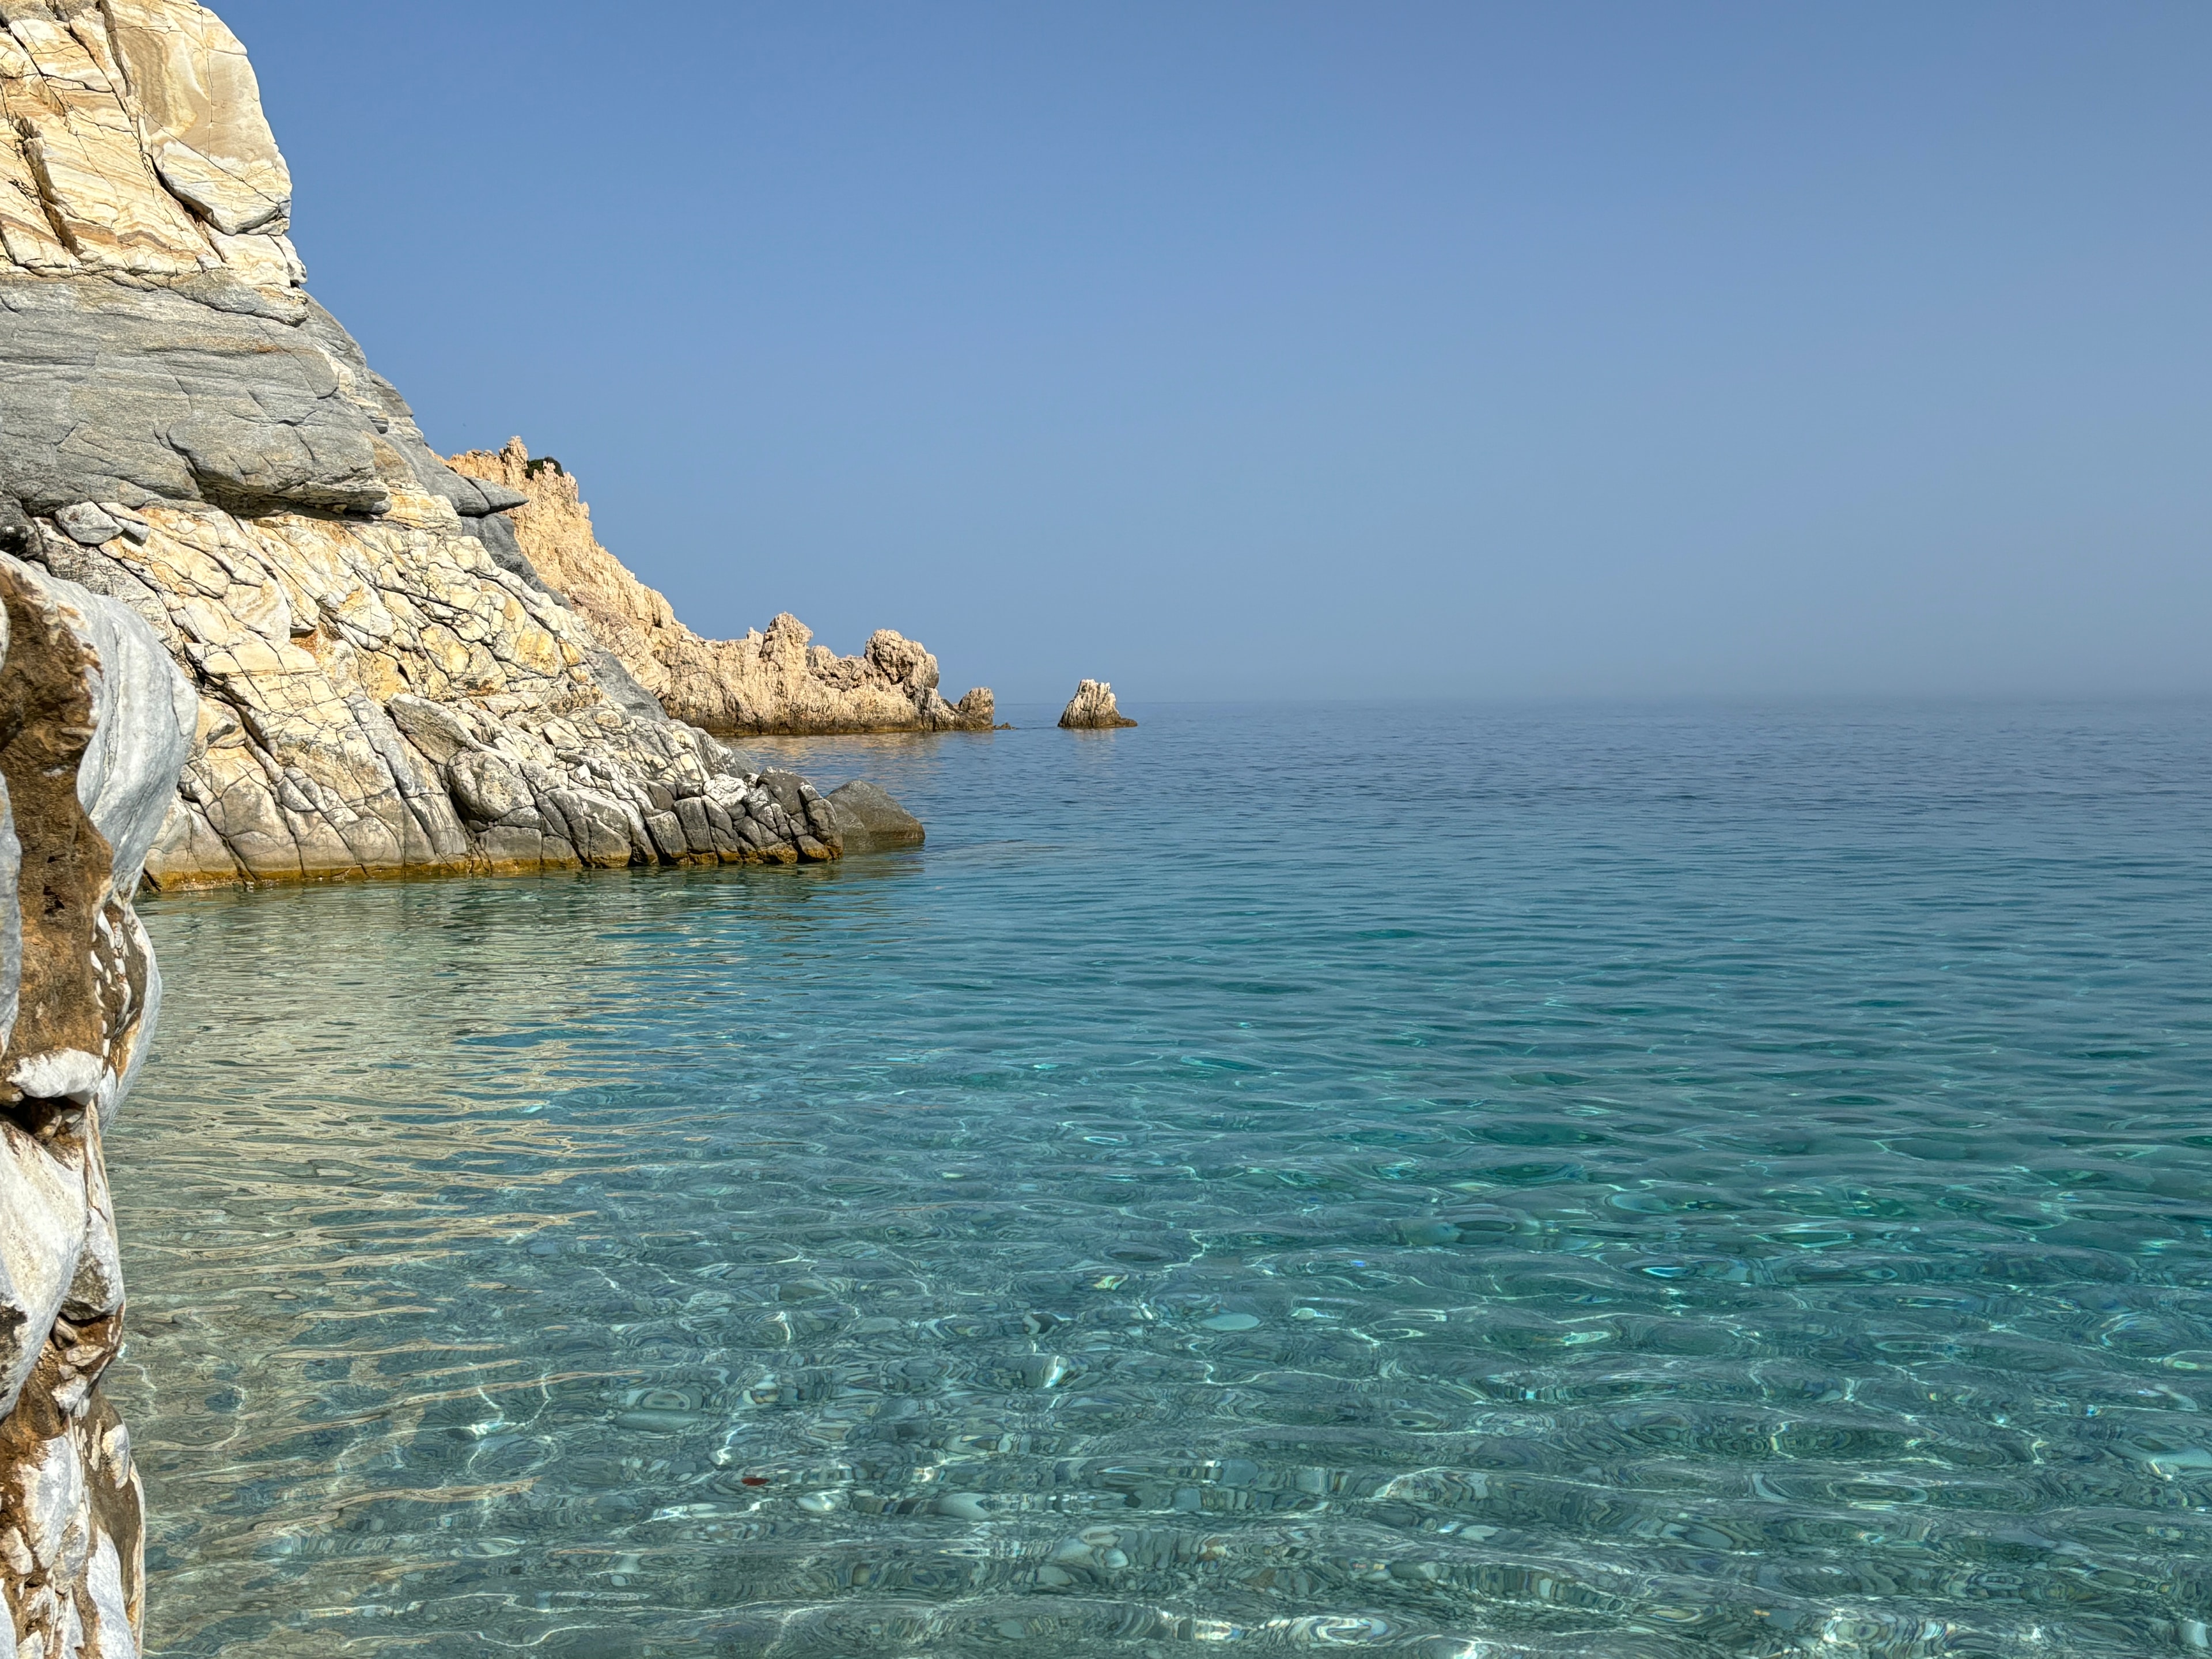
[
  {"left": 0, "top": 277, "right": 389, "bottom": 516},
  {"left": 387, "top": 696, "right": 478, "bottom": 765},
  {"left": 826, "top": 779, "right": 925, "bottom": 855},
  {"left": 52, "top": 505, "right": 120, "bottom": 547},
  {"left": 97, "top": 505, "right": 152, "bottom": 544},
  {"left": 673, "top": 796, "right": 714, "bottom": 854},
  {"left": 757, "top": 770, "right": 806, "bottom": 817},
  {"left": 645, "top": 811, "right": 687, "bottom": 861},
  {"left": 586, "top": 644, "right": 669, "bottom": 725}
]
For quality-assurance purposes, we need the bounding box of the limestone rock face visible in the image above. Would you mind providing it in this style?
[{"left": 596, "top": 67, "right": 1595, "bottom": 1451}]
[
  {"left": 1059, "top": 679, "right": 1137, "bottom": 729},
  {"left": 0, "top": 1, "right": 927, "bottom": 892},
  {"left": 104, "top": 0, "right": 292, "bottom": 238},
  {"left": 0, "top": 554, "right": 195, "bottom": 1659},
  {"left": 0, "top": 0, "right": 302, "bottom": 284},
  {"left": 448, "top": 442, "right": 995, "bottom": 736}
]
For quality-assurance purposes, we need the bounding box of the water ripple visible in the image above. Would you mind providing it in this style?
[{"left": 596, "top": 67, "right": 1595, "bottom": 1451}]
[{"left": 111, "top": 700, "right": 2212, "bottom": 1657}]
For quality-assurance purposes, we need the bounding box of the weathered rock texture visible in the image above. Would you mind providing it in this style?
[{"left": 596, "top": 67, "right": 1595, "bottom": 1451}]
[
  {"left": 448, "top": 441, "right": 994, "bottom": 736},
  {"left": 0, "top": 1, "right": 929, "bottom": 892},
  {"left": 0, "top": 552, "right": 195, "bottom": 1659},
  {"left": 1059, "top": 679, "right": 1137, "bottom": 729}
]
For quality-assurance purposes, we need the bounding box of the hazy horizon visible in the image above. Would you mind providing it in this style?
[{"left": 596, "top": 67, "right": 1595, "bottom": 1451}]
[{"left": 219, "top": 1, "right": 2211, "bottom": 708}]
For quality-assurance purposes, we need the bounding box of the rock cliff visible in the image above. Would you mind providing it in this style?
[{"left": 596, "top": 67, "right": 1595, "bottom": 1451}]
[
  {"left": 447, "top": 441, "right": 994, "bottom": 736},
  {"left": 0, "top": 551, "right": 195, "bottom": 1659},
  {"left": 0, "top": 0, "right": 950, "bottom": 893}
]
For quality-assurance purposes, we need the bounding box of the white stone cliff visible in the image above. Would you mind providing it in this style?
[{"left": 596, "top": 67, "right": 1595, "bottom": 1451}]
[{"left": 0, "top": 0, "right": 951, "bottom": 893}]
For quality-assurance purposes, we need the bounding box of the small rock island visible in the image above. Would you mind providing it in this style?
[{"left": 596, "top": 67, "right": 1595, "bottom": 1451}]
[{"left": 1059, "top": 679, "right": 1139, "bottom": 729}]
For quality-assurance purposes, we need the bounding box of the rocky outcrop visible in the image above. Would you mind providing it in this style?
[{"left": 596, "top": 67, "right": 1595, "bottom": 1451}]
[
  {"left": 1059, "top": 679, "right": 1137, "bottom": 729},
  {"left": 0, "top": 1, "right": 926, "bottom": 892},
  {"left": 0, "top": 551, "right": 195, "bottom": 1659},
  {"left": 447, "top": 441, "right": 994, "bottom": 736}
]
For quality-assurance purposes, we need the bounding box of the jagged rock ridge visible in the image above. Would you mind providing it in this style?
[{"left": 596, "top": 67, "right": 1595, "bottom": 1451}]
[
  {"left": 450, "top": 441, "right": 994, "bottom": 736},
  {"left": 0, "top": 0, "right": 947, "bottom": 893}
]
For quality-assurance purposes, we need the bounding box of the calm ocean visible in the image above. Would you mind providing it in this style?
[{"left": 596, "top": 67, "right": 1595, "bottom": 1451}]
[{"left": 111, "top": 700, "right": 2212, "bottom": 1658}]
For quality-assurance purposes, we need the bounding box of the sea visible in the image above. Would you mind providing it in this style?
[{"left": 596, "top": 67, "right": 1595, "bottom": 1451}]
[{"left": 108, "top": 699, "right": 2212, "bottom": 1658}]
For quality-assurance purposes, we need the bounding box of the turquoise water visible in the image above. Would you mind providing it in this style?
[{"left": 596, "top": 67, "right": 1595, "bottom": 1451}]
[{"left": 110, "top": 701, "right": 2212, "bottom": 1658}]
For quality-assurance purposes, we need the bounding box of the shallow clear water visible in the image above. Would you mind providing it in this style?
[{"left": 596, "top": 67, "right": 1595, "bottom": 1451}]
[{"left": 110, "top": 700, "right": 2212, "bottom": 1658}]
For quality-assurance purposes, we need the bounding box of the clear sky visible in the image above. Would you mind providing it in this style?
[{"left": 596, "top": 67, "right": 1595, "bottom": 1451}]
[{"left": 216, "top": 1, "right": 2210, "bottom": 706}]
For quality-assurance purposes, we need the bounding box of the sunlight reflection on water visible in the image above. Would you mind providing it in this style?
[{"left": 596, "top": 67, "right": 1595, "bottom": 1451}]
[{"left": 112, "top": 701, "right": 2212, "bottom": 1657}]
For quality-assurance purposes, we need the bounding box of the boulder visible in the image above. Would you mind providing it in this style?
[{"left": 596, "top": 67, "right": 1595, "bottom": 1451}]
[
  {"left": 52, "top": 505, "right": 120, "bottom": 547},
  {"left": 827, "top": 779, "right": 925, "bottom": 855}
]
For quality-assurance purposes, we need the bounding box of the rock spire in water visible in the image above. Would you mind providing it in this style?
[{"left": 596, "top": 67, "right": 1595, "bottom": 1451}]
[{"left": 1059, "top": 679, "right": 1138, "bottom": 729}]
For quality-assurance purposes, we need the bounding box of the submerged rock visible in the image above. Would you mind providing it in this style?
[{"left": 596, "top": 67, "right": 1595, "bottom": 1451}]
[
  {"left": 1059, "top": 680, "right": 1138, "bottom": 729},
  {"left": 825, "top": 779, "right": 926, "bottom": 855},
  {"left": 0, "top": 1, "right": 932, "bottom": 891},
  {"left": 0, "top": 552, "right": 195, "bottom": 1659}
]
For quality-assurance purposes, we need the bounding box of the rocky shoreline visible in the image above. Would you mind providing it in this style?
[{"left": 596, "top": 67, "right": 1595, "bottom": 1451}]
[
  {"left": 0, "top": 0, "right": 975, "bottom": 896},
  {"left": 449, "top": 441, "right": 995, "bottom": 738},
  {"left": 0, "top": 4, "right": 961, "bottom": 1649}
]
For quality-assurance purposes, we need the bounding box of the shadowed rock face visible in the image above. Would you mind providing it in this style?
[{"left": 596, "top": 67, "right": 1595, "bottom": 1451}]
[
  {"left": 0, "top": 549, "right": 195, "bottom": 1659},
  {"left": 0, "top": 1, "right": 933, "bottom": 892},
  {"left": 447, "top": 441, "right": 994, "bottom": 736}
]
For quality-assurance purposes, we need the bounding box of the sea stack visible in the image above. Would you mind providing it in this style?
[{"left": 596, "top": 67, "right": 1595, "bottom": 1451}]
[{"left": 1059, "top": 680, "right": 1138, "bottom": 729}]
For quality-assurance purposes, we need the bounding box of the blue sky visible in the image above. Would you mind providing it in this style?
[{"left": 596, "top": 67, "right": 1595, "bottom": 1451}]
[{"left": 217, "top": 1, "right": 2211, "bottom": 705}]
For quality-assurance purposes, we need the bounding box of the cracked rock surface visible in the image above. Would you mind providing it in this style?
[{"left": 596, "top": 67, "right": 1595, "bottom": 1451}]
[{"left": 1, "top": 1, "right": 942, "bottom": 893}]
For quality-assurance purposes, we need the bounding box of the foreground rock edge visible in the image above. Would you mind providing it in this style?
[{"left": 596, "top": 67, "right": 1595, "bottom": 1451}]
[{"left": 0, "top": 553, "right": 195, "bottom": 1659}]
